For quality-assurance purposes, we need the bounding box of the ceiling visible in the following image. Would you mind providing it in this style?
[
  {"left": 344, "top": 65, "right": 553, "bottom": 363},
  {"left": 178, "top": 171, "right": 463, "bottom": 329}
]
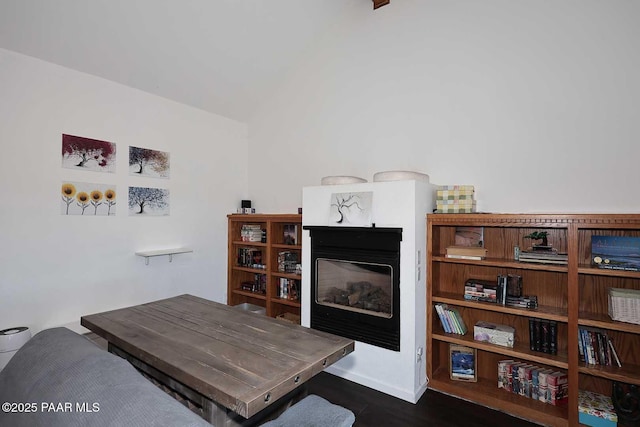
[{"left": 0, "top": 0, "right": 369, "bottom": 122}]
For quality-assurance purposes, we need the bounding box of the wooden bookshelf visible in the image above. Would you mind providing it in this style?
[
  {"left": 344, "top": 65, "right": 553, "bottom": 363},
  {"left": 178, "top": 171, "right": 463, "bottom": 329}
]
[
  {"left": 427, "top": 213, "right": 640, "bottom": 426},
  {"left": 227, "top": 214, "right": 302, "bottom": 323}
]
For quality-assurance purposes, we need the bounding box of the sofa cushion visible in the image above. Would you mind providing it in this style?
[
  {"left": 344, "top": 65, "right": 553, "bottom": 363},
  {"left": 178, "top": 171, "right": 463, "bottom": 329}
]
[
  {"left": 260, "top": 394, "right": 355, "bottom": 427},
  {"left": 0, "top": 327, "right": 210, "bottom": 427}
]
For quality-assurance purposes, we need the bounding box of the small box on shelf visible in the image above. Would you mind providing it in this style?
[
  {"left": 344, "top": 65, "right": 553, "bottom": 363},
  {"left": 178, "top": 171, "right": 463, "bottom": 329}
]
[
  {"left": 474, "top": 321, "right": 514, "bottom": 348},
  {"left": 578, "top": 390, "right": 618, "bottom": 427}
]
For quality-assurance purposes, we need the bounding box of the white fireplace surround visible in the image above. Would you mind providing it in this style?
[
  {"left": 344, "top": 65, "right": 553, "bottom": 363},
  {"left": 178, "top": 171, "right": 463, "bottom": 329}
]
[{"left": 302, "top": 180, "right": 435, "bottom": 403}]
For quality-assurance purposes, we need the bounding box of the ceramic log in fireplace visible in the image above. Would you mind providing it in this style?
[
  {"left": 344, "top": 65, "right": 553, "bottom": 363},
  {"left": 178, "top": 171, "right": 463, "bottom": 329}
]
[{"left": 305, "top": 226, "right": 401, "bottom": 351}]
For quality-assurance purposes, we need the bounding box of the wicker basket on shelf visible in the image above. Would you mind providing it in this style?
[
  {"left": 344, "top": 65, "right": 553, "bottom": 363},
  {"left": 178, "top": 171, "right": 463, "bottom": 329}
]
[{"left": 608, "top": 288, "right": 640, "bottom": 325}]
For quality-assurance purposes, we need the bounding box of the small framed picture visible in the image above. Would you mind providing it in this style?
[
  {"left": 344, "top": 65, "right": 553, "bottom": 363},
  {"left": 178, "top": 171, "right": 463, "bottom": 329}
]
[{"left": 450, "top": 344, "right": 477, "bottom": 382}]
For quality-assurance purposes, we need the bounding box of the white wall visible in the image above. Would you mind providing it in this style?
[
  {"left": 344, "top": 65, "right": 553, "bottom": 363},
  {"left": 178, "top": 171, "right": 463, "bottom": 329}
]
[
  {"left": 248, "top": 0, "right": 640, "bottom": 214},
  {"left": 0, "top": 49, "right": 248, "bottom": 334}
]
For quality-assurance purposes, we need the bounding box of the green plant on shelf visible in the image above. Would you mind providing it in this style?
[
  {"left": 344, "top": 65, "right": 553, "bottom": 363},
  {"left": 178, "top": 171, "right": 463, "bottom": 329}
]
[{"left": 524, "top": 231, "right": 550, "bottom": 249}]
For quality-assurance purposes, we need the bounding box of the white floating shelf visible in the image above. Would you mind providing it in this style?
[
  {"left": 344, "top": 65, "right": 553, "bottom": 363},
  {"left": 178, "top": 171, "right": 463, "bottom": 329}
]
[{"left": 135, "top": 247, "right": 193, "bottom": 265}]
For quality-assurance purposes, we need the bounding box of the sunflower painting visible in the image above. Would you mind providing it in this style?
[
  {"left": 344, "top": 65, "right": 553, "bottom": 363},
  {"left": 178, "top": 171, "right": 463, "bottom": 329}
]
[{"left": 61, "top": 181, "right": 116, "bottom": 216}]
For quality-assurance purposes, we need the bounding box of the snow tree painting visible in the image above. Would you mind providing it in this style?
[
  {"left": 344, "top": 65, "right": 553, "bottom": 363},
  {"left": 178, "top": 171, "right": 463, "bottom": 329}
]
[
  {"left": 62, "top": 134, "right": 116, "bottom": 173},
  {"left": 128, "top": 186, "right": 170, "bottom": 216},
  {"left": 129, "top": 146, "right": 170, "bottom": 178},
  {"left": 61, "top": 182, "right": 116, "bottom": 216}
]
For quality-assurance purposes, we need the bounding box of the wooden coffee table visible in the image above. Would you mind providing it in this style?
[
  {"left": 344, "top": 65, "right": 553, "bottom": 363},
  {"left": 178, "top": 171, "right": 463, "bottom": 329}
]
[{"left": 81, "top": 294, "right": 354, "bottom": 426}]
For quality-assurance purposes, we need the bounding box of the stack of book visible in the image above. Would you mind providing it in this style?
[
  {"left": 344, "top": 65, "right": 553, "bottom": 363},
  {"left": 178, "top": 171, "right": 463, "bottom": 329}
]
[
  {"left": 528, "top": 318, "right": 558, "bottom": 355},
  {"left": 237, "top": 247, "right": 265, "bottom": 269},
  {"left": 506, "top": 295, "right": 538, "bottom": 309},
  {"left": 579, "top": 327, "right": 621, "bottom": 367},
  {"left": 240, "top": 273, "right": 266, "bottom": 294},
  {"left": 445, "top": 246, "right": 488, "bottom": 260},
  {"left": 464, "top": 279, "right": 497, "bottom": 303},
  {"left": 497, "top": 361, "right": 568, "bottom": 406},
  {"left": 434, "top": 303, "right": 467, "bottom": 335},
  {"left": 240, "top": 224, "right": 264, "bottom": 242},
  {"left": 435, "top": 185, "right": 476, "bottom": 213},
  {"left": 518, "top": 249, "right": 568, "bottom": 265},
  {"left": 277, "top": 251, "right": 299, "bottom": 273},
  {"left": 278, "top": 278, "right": 300, "bottom": 301}
]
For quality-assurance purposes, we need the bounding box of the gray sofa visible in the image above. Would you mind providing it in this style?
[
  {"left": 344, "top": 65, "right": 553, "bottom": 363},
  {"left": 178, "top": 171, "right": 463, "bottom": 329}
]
[{"left": 0, "top": 327, "right": 355, "bottom": 427}]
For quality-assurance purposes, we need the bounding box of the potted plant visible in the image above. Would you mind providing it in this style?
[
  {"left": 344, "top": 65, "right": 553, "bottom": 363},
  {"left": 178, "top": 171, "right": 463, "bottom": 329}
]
[{"left": 524, "top": 231, "right": 551, "bottom": 250}]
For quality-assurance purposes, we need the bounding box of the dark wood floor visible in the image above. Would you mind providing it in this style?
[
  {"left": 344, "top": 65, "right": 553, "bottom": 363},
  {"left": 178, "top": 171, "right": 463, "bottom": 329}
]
[
  {"left": 306, "top": 372, "right": 540, "bottom": 427},
  {"left": 86, "top": 333, "right": 539, "bottom": 426}
]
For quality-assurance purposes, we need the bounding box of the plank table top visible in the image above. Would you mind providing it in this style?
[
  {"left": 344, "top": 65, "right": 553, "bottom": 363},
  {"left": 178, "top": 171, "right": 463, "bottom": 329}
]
[{"left": 80, "top": 294, "right": 354, "bottom": 420}]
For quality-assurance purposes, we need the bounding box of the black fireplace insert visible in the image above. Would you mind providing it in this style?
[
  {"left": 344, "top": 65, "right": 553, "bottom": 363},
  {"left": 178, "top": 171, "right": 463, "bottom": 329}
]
[{"left": 305, "top": 226, "right": 401, "bottom": 351}]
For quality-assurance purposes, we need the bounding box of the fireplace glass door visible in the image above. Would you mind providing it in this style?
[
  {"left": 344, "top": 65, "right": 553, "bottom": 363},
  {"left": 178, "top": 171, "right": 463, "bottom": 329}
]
[
  {"left": 315, "top": 258, "right": 393, "bottom": 319},
  {"left": 306, "top": 226, "right": 401, "bottom": 351}
]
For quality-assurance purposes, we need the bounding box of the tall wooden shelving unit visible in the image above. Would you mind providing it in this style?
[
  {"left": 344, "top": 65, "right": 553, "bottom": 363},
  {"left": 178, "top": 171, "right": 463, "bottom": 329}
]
[
  {"left": 227, "top": 213, "right": 302, "bottom": 323},
  {"left": 427, "top": 213, "right": 640, "bottom": 426}
]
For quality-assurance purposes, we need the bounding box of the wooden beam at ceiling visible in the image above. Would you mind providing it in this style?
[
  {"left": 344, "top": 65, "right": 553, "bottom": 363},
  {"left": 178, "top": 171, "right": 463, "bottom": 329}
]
[{"left": 372, "top": 0, "right": 390, "bottom": 9}]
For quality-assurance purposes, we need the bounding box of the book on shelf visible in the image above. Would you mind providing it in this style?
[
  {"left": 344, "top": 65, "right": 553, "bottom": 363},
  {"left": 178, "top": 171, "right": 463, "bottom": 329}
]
[
  {"left": 278, "top": 278, "right": 300, "bottom": 301},
  {"left": 547, "top": 372, "right": 569, "bottom": 406},
  {"left": 537, "top": 369, "right": 549, "bottom": 403},
  {"left": 464, "top": 279, "right": 498, "bottom": 303},
  {"left": 237, "top": 247, "right": 265, "bottom": 269},
  {"left": 505, "top": 295, "right": 538, "bottom": 309},
  {"left": 496, "top": 274, "right": 523, "bottom": 305},
  {"left": 497, "top": 359, "right": 514, "bottom": 390},
  {"left": 578, "top": 327, "right": 621, "bottom": 367},
  {"left": 446, "top": 254, "right": 485, "bottom": 260},
  {"left": 240, "top": 224, "right": 264, "bottom": 242},
  {"left": 434, "top": 303, "right": 467, "bottom": 335},
  {"left": 591, "top": 235, "right": 640, "bottom": 271},
  {"left": 445, "top": 246, "right": 488, "bottom": 260},
  {"left": 518, "top": 249, "right": 568, "bottom": 265},
  {"left": 518, "top": 365, "right": 532, "bottom": 398},
  {"left": 449, "top": 344, "right": 477, "bottom": 382},
  {"left": 240, "top": 273, "right": 266, "bottom": 294},
  {"left": 497, "top": 361, "right": 567, "bottom": 406},
  {"left": 283, "top": 224, "right": 298, "bottom": 245},
  {"left": 529, "top": 318, "right": 557, "bottom": 355},
  {"left": 277, "top": 251, "right": 299, "bottom": 273}
]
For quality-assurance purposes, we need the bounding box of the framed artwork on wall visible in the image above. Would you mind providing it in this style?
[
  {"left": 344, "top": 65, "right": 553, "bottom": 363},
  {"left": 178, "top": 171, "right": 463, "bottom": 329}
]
[
  {"left": 129, "top": 146, "right": 170, "bottom": 179},
  {"left": 329, "top": 191, "right": 373, "bottom": 226},
  {"left": 61, "top": 181, "right": 116, "bottom": 216},
  {"left": 62, "top": 134, "right": 116, "bottom": 173},
  {"left": 128, "top": 186, "right": 170, "bottom": 216}
]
